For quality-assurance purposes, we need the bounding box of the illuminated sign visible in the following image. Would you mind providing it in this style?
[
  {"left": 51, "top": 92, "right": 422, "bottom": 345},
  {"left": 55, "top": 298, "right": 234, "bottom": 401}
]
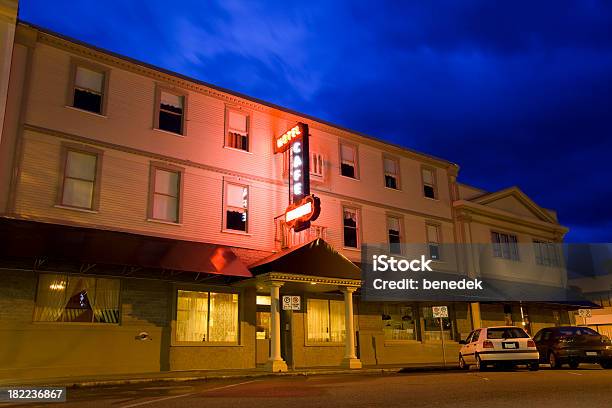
[
  {"left": 285, "top": 194, "right": 321, "bottom": 232},
  {"left": 274, "top": 123, "right": 306, "bottom": 154}
]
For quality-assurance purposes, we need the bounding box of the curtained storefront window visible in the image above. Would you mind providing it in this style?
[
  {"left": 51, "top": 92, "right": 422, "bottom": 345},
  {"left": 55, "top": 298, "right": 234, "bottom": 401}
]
[
  {"left": 176, "top": 290, "right": 239, "bottom": 343},
  {"left": 307, "top": 298, "right": 345, "bottom": 343},
  {"left": 33, "top": 274, "right": 120, "bottom": 323}
]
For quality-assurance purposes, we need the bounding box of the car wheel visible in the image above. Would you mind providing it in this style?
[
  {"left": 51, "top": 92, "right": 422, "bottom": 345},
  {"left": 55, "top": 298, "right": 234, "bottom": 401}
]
[
  {"left": 568, "top": 361, "right": 579, "bottom": 369},
  {"left": 600, "top": 361, "right": 612, "bottom": 369},
  {"left": 528, "top": 362, "right": 539, "bottom": 371},
  {"left": 549, "top": 352, "right": 561, "bottom": 369},
  {"left": 459, "top": 354, "right": 469, "bottom": 370},
  {"left": 475, "top": 355, "right": 487, "bottom": 371}
]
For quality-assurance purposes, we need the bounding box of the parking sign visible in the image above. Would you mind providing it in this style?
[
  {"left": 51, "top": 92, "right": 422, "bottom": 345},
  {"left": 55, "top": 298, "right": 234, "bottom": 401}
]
[
  {"left": 282, "top": 296, "right": 301, "bottom": 310},
  {"left": 432, "top": 306, "right": 448, "bottom": 318}
]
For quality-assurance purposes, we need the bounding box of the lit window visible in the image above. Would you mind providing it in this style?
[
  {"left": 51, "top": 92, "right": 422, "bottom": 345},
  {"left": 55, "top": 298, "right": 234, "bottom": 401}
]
[
  {"left": 150, "top": 167, "right": 181, "bottom": 223},
  {"left": 340, "top": 143, "right": 357, "bottom": 178},
  {"left": 426, "top": 224, "right": 441, "bottom": 260},
  {"left": 422, "top": 167, "right": 437, "bottom": 199},
  {"left": 388, "top": 216, "right": 402, "bottom": 254},
  {"left": 176, "top": 290, "right": 239, "bottom": 342},
  {"left": 343, "top": 207, "right": 359, "bottom": 248},
  {"left": 61, "top": 149, "right": 99, "bottom": 210},
  {"left": 33, "top": 274, "right": 120, "bottom": 323},
  {"left": 491, "top": 231, "right": 520, "bottom": 261},
  {"left": 307, "top": 298, "right": 345, "bottom": 342},
  {"left": 72, "top": 65, "right": 105, "bottom": 114},
  {"left": 225, "top": 183, "right": 248, "bottom": 232},
  {"left": 226, "top": 109, "right": 249, "bottom": 151},
  {"left": 533, "top": 240, "right": 560, "bottom": 267},
  {"left": 384, "top": 156, "right": 400, "bottom": 189},
  {"left": 157, "top": 90, "right": 185, "bottom": 134}
]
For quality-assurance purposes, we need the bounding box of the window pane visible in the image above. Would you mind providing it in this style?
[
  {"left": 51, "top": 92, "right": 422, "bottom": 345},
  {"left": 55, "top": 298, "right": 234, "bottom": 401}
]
[
  {"left": 341, "top": 144, "right": 354, "bottom": 162},
  {"left": 160, "top": 91, "right": 183, "bottom": 110},
  {"left": 307, "top": 299, "right": 330, "bottom": 342},
  {"left": 256, "top": 295, "right": 271, "bottom": 306},
  {"left": 228, "top": 110, "right": 247, "bottom": 133},
  {"left": 91, "top": 278, "right": 120, "bottom": 323},
  {"left": 62, "top": 178, "right": 94, "bottom": 208},
  {"left": 75, "top": 67, "right": 103, "bottom": 92},
  {"left": 73, "top": 89, "right": 102, "bottom": 113},
  {"left": 388, "top": 217, "right": 400, "bottom": 231},
  {"left": 153, "top": 194, "right": 178, "bottom": 222},
  {"left": 385, "top": 175, "right": 398, "bottom": 189},
  {"left": 66, "top": 151, "right": 96, "bottom": 181},
  {"left": 226, "top": 210, "right": 247, "bottom": 231},
  {"left": 384, "top": 158, "right": 397, "bottom": 174},
  {"left": 329, "top": 300, "right": 346, "bottom": 342},
  {"left": 61, "top": 276, "right": 97, "bottom": 323},
  {"left": 422, "top": 168, "right": 434, "bottom": 184},
  {"left": 176, "top": 290, "right": 209, "bottom": 342},
  {"left": 383, "top": 305, "right": 416, "bottom": 341},
  {"left": 33, "top": 274, "right": 68, "bottom": 322},
  {"left": 208, "top": 292, "right": 239, "bottom": 342},
  {"left": 256, "top": 311, "right": 271, "bottom": 339},
  {"left": 226, "top": 184, "right": 248, "bottom": 208},
  {"left": 154, "top": 169, "right": 179, "bottom": 197},
  {"left": 423, "top": 185, "right": 435, "bottom": 198},
  {"left": 341, "top": 163, "right": 356, "bottom": 178},
  {"left": 159, "top": 110, "right": 183, "bottom": 134},
  {"left": 427, "top": 225, "right": 439, "bottom": 243}
]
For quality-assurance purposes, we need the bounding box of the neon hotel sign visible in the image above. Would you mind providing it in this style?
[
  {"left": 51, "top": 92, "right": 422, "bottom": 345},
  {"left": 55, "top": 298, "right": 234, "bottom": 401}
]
[{"left": 274, "top": 123, "right": 321, "bottom": 232}]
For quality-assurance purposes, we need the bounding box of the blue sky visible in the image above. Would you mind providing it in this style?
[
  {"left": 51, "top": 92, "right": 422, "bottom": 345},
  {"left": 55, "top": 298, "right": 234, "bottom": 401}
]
[{"left": 19, "top": 0, "right": 612, "bottom": 242}]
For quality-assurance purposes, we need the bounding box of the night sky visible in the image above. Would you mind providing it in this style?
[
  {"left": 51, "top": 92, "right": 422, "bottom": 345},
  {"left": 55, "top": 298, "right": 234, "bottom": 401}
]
[{"left": 18, "top": 1, "right": 612, "bottom": 242}]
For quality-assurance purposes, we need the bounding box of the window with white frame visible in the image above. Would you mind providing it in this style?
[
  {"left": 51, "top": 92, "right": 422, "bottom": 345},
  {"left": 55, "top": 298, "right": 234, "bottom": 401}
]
[
  {"left": 388, "top": 216, "right": 402, "bottom": 255},
  {"left": 384, "top": 156, "right": 400, "bottom": 189},
  {"left": 422, "top": 167, "right": 437, "bottom": 199},
  {"left": 343, "top": 207, "right": 359, "bottom": 248},
  {"left": 157, "top": 90, "right": 185, "bottom": 135},
  {"left": 340, "top": 143, "right": 357, "bottom": 178},
  {"left": 533, "top": 240, "right": 559, "bottom": 266},
  {"left": 175, "top": 290, "right": 239, "bottom": 343},
  {"left": 225, "top": 183, "right": 248, "bottom": 232},
  {"left": 72, "top": 65, "right": 106, "bottom": 114},
  {"left": 33, "top": 274, "right": 120, "bottom": 323},
  {"left": 426, "top": 223, "right": 441, "bottom": 260},
  {"left": 150, "top": 167, "right": 181, "bottom": 223},
  {"left": 60, "top": 149, "right": 99, "bottom": 210},
  {"left": 307, "top": 298, "right": 345, "bottom": 342},
  {"left": 226, "top": 109, "right": 249, "bottom": 151},
  {"left": 491, "top": 231, "right": 520, "bottom": 261}
]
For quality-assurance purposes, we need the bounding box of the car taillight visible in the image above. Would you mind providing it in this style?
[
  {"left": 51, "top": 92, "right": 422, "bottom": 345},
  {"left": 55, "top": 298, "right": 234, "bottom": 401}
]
[
  {"left": 527, "top": 340, "right": 536, "bottom": 348},
  {"left": 483, "top": 340, "right": 494, "bottom": 348}
]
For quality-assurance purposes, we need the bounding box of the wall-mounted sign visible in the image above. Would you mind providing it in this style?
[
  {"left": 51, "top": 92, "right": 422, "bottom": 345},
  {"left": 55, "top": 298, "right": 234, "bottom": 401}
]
[
  {"left": 282, "top": 295, "right": 301, "bottom": 310},
  {"left": 285, "top": 194, "right": 321, "bottom": 232},
  {"left": 274, "top": 123, "right": 306, "bottom": 154}
]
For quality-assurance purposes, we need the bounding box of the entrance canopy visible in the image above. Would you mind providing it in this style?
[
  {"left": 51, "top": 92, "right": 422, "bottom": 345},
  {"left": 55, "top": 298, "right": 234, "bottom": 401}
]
[
  {"left": 0, "top": 218, "right": 252, "bottom": 278},
  {"left": 250, "top": 238, "right": 360, "bottom": 280}
]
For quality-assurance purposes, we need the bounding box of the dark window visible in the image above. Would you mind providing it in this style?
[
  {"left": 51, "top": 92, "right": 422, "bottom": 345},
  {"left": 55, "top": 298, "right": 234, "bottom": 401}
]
[
  {"left": 158, "top": 91, "right": 184, "bottom": 134},
  {"left": 423, "top": 185, "right": 435, "bottom": 199},
  {"left": 385, "top": 175, "right": 398, "bottom": 189},
  {"left": 73, "top": 66, "right": 104, "bottom": 114},
  {"left": 491, "top": 232, "right": 519, "bottom": 260},
  {"left": 340, "top": 144, "right": 357, "bottom": 178},
  {"left": 487, "top": 328, "right": 529, "bottom": 339},
  {"left": 422, "top": 168, "right": 437, "bottom": 199},
  {"left": 343, "top": 208, "right": 358, "bottom": 248},
  {"left": 388, "top": 217, "right": 401, "bottom": 254},
  {"left": 384, "top": 157, "right": 399, "bottom": 189},
  {"left": 225, "top": 184, "right": 248, "bottom": 232},
  {"left": 226, "top": 210, "right": 246, "bottom": 231}
]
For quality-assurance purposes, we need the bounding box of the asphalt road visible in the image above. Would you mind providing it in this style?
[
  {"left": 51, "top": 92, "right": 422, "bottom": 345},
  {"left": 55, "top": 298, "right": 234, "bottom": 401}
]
[{"left": 4, "top": 365, "right": 612, "bottom": 408}]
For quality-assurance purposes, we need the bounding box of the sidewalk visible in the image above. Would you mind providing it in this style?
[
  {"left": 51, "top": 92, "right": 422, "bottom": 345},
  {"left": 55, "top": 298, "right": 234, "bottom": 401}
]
[{"left": 0, "top": 364, "right": 458, "bottom": 388}]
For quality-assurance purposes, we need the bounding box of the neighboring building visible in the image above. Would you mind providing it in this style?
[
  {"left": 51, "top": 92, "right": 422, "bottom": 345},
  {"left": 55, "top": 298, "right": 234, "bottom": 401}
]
[{"left": 0, "top": 21, "right": 577, "bottom": 381}]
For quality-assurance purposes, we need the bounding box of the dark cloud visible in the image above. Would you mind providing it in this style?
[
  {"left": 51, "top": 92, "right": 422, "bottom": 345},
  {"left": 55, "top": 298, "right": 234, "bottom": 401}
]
[{"left": 19, "top": 0, "right": 612, "bottom": 242}]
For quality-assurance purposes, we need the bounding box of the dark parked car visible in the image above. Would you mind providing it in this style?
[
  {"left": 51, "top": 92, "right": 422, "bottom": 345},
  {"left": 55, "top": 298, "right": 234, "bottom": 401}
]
[{"left": 533, "top": 326, "right": 612, "bottom": 369}]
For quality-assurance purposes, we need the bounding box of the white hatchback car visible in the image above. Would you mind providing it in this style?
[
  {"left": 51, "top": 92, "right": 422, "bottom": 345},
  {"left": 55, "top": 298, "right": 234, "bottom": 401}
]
[{"left": 459, "top": 326, "right": 540, "bottom": 371}]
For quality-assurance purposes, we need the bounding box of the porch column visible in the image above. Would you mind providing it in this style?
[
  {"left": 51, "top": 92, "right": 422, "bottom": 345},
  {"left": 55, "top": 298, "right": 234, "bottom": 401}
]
[
  {"left": 266, "top": 281, "right": 288, "bottom": 372},
  {"left": 470, "top": 302, "right": 482, "bottom": 329},
  {"left": 341, "top": 286, "right": 362, "bottom": 369}
]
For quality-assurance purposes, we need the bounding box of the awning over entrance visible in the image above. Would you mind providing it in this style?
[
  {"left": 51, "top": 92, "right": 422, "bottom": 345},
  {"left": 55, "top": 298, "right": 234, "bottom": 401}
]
[
  {"left": 249, "top": 238, "right": 360, "bottom": 280},
  {"left": 0, "top": 218, "right": 252, "bottom": 278}
]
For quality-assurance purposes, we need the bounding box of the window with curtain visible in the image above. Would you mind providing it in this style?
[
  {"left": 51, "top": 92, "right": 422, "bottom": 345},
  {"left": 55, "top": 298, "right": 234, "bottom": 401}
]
[
  {"left": 226, "top": 110, "right": 249, "bottom": 151},
  {"left": 491, "top": 231, "right": 519, "bottom": 261},
  {"left": 343, "top": 207, "right": 359, "bottom": 248},
  {"left": 422, "top": 167, "right": 437, "bottom": 199},
  {"left": 382, "top": 304, "right": 417, "bottom": 341},
  {"left": 33, "top": 274, "right": 120, "bottom": 323},
  {"left": 307, "top": 298, "right": 345, "bottom": 342},
  {"left": 151, "top": 167, "right": 180, "bottom": 223},
  {"left": 158, "top": 90, "right": 184, "bottom": 134},
  {"left": 340, "top": 143, "right": 357, "bottom": 178},
  {"left": 388, "top": 216, "right": 402, "bottom": 255},
  {"left": 175, "top": 290, "right": 239, "bottom": 343},
  {"left": 225, "top": 183, "right": 248, "bottom": 232},
  {"left": 73, "top": 66, "right": 105, "bottom": 114},
  {"left": 383, "top": 156, "right": 399, "bottom": 189},
  {"left": 61, "top": 150, "right": 98, "bottom": 209},
  {"left": 426, "top": 224, "right": 441, "bottom": 260}
]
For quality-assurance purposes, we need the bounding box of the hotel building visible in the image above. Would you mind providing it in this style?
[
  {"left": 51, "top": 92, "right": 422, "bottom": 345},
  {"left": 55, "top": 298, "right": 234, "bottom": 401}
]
[{"left": 0, "top": 16, "right": 578, "bottom": 381}]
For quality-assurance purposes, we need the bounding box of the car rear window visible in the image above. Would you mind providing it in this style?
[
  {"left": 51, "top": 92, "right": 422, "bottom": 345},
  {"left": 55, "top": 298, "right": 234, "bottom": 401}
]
[
  {"left": 557, "top": 327, "right": 599, "bottom": 336},
  {"left": 487, "top": 328, "right": 529, "bottom": 339}
]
